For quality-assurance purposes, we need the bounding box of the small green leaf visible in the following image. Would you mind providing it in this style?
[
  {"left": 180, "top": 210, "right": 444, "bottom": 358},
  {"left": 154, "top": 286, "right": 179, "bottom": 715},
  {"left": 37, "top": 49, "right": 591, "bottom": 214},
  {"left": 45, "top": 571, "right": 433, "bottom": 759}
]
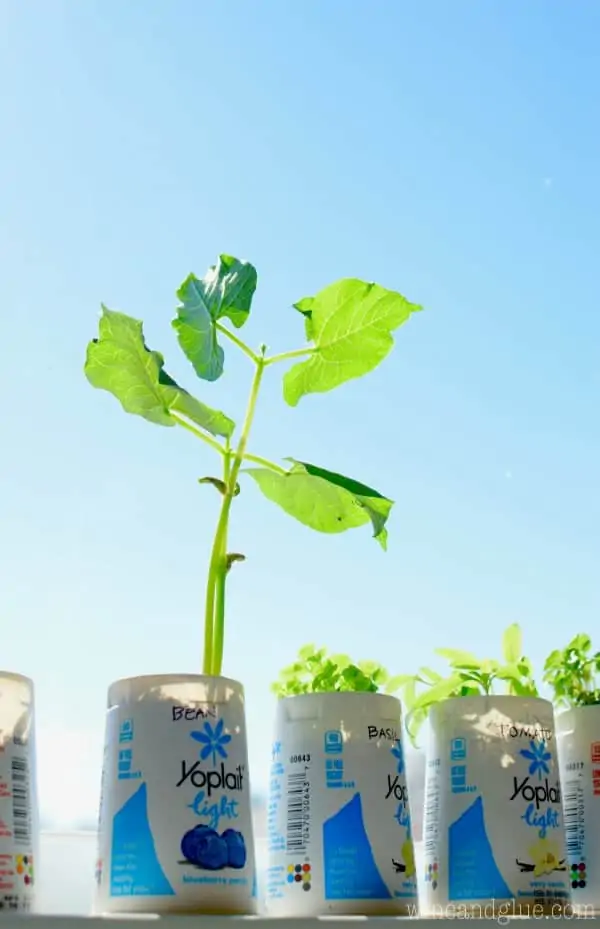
[
  {"left": 385, "top": 674, "right": 415, "bottom": 694},
  {"left": 173, "top": 255, "right": 257, "bottom": 382},
  {"left": 570, "top": 633, "right": 591, "bottom": 653},
  {"left": 418, "top": 667, "right": 443, "bottom": 683},
  {"left": 293, "top": 297, "right": 315, "bottom": 341},
  {"left": 435, "top": 648, "right": 480, "bottom": 669},
  {"left": 85, "top": 307, "right": 235, "bottom": 438},
  {"left": 502, "top": 623, "right": 522, "bottom": 664},
  {"left": 412, "top": 675, "right": 464, "bottom": 708},
  {"left": 357, "top": 660, "right": 382, "bottom": 677},
  {"left": 330, "top": 653, "right": 352, "bottom": 672},
  {"left": 245, "top": 459, "right": 393, "bottom": 548},
  {"left": 401, "top": 678, "right": 417, "bottom": 710},
  {"left": 283, "top": 278, "right": 422, "bottom": 406}
]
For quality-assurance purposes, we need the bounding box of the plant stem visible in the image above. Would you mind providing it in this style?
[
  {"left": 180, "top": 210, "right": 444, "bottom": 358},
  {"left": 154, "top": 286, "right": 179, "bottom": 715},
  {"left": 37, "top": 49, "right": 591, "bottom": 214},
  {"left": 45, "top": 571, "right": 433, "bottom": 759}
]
[
  {"left": 215, "top": 322, "right": 260, "bottom": 363},
  {"left": 170, "top": 412, "right": 226, "bottom": 456},
  {"left": 243, "top": 452, "right": 287, "bottom": 474},
  {"left": 264, "top": 346, "right": 315, "bottom": 366},
  {"left": 204, "top": 355, "right": 267, "bottom": 676}
]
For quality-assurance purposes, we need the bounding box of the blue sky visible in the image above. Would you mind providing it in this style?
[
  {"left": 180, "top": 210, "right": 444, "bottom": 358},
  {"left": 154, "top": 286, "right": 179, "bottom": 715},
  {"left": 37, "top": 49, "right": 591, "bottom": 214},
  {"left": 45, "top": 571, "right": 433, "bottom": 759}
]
[{"left": 2, "top": 0, "right": 600, "bottom": 825}]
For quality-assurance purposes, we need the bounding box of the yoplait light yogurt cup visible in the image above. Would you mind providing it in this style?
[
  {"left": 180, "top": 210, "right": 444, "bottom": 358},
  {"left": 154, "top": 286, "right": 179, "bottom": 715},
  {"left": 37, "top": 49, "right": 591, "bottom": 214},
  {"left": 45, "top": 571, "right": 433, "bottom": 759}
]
[
  {"left": 0, "top": 673, "right": 38, "bottom": 913},
  {"left": 421, "top": 694, "right": 570, "bottom": 917},
  {"left": 556, "top": 704, "right": 600, "bottom": 915},
  {"left": 94, "top": 674, "right": 257, "bottom": 915},
  {"left": 265, "top": 691, "right": 418, "bottom": 916}
]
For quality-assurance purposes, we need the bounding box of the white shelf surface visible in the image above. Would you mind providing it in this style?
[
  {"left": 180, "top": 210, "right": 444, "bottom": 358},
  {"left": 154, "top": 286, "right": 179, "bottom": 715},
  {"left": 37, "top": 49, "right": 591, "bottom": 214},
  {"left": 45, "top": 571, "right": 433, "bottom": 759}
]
[{"left": 0, "top": 918, "right": 597, "bottom": 927}]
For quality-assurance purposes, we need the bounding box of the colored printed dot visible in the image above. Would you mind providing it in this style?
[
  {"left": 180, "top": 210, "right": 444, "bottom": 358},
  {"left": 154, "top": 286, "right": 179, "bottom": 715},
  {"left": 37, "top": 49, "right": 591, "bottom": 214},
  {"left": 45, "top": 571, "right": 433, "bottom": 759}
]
[
  {"left": 428, "top": 864, "right": 432, "bottom": 872},
  {"left": 302, "top": 864, "right": 310, "bottom": 872},
  {"left": 433, "top": 863, "right": 438, "bottom": 871},
  {"left": 24, "top": 876, "right": 30, "bottom": 886},
  {"left": 579, "top": 863, "right": 586, "bottom": 871},
  {"left": 288, "top": 865, "right": 294, "bottom": 873},
  {"left": 432, "top": 881, "right": 438, "bottom": 890},
  {"left": 23, "top": 857, "right": 28, "bottom": 865},
  {"left": 572, "top": 881, "right": 579, "bottom": 889},
  {"left": 287, "top": 875, "right": 294, "bottom": 884},
  {"left": 303, "top": 882, "right": 311, "bottom": 891},
  {"left": 295, "top": 865, "right": 302, "bottom": 873},
  {"left": 294, "top": 874, "right": 302, "bottom": 882},
  {"left": 579, "top": 880, "right": 586, "bottom": 889},
  {"left": 16, "top": 865, "right": 23, "bottom": 875},
  {"left": 302, "top": 872, "right": 310, "bottom": 882}
]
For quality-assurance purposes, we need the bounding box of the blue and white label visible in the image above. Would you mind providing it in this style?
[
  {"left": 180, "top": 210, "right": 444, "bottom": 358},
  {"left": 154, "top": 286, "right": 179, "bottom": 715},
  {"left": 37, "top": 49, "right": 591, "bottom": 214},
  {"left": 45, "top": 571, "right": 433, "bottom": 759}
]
[
  {"left": 266, "top": 693, "right": 417, "bottom": 917},
  {"left": 95, "top": 677, "right": 257, "bottom": 916},
  {"left": 422, "top": 696, "right": 570, "bottom": 916}
]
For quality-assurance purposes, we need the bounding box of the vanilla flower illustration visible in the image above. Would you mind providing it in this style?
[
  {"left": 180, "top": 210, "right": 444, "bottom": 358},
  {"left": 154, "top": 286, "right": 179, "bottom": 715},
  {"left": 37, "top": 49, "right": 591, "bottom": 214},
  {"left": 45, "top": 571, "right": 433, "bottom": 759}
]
[
  {"left": 401, "top": 839, "right": 415, "bottom": 878},
  {"left": 519, "top": 740, "right": 551, "bottom": 780},
  {"left": 190, "top": 719, "right": 232, "bottom": 765},
  {"left": 528, "top": 838, "right": 560, "bottom": 877}
]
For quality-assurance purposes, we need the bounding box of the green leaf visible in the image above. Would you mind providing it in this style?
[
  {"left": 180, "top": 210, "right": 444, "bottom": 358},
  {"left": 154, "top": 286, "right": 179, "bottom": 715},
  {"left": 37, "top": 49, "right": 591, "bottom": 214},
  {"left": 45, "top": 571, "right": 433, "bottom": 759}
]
[
  {"left": 385, "top": 674, "right": 415, "bottom": 694},
  {"left": 401, "top": 677, "right": 417, "bottom": 710},
  {"left": 245, "top": 459, "right": 393, "bottom": 548},
  {"left": 412, "top": 675, "right": 464, "bottom": 709},
  {"left": 569, "top": 633, "right": 591, "bottom": 654},
  {"left": 173, "top": 255, "right": 257, "bottom": 382},
  {"left": 283, "top": 278, "right": 422, "bottom": 406},
  {"left": 330, "top": 653, "right": 352, "bottom": 672},
  {"left": 293, "top": 297, "right": 315, "bottom": 341},
  {"left": 298, "top": 643, "right": 318, "bottom": 662},
  {"left": 502, "top": 623, "right": 522, "bottom": 664},
  {"left": 435, "top": 648, "right": 480, "bottom": 669},
  {"left": 85, "top": 307, "right": 235, "bottom": 438},
  {"left": 418, "top": 667, "right": 443, "bottom": 683}
]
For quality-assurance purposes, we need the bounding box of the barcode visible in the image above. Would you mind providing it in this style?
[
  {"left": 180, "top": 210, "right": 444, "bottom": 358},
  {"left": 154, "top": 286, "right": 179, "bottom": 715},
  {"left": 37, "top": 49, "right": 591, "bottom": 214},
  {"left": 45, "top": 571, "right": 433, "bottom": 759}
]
[
  {"left": 562, "top": 778, "right": 585, "bottom": 858},
  {"left": 286, "top": 770, "right": 309, "bottom": 853},
  {"left": 423, "top": 769, "right": 440, "bottom": 858},
  {"left": 11, "top": 757, "right": 31, "bottom": 845}
]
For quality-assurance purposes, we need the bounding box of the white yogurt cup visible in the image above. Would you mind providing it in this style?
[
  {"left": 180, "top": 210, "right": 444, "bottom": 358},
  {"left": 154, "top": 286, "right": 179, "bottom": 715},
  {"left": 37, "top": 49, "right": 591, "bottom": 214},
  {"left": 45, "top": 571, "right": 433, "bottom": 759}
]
[
  {"left": 94, "top": 674, "right": 257, "bottom": 915},
  {"left": 556, "top": 704, "right": 600, "bottom": 915},
  {"left": 0, "top": 672, "right": 38, "bottom": 914},
  {"left": 265, "top": 691, "right": 417, "bottom": 916},
  {"left": 421, "top": 694, "right": 570, "bottom": 917}
]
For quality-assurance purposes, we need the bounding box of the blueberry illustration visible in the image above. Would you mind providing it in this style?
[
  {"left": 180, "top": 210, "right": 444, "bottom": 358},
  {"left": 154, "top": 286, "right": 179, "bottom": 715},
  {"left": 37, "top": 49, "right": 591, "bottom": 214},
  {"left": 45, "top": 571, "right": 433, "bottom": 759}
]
[
  {"left": 196, "top": 833, "right": 228, "bottom": 870},
  {"left": 181, "top": 825, "right": 215, "bottom": 864},
  {"left": 221, "top": 828, "right": 247, "bottom": 869},
  {"left": 181, "top": 826, "right": 228, "bottom": 870}
]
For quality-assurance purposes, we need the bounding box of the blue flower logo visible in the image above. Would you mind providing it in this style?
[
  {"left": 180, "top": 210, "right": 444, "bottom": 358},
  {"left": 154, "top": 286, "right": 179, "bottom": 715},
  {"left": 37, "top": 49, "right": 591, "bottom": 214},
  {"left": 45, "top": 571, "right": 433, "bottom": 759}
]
[
  {"left": 391, "top": 741, "right": 404, "bottom": 774},
  {"left": 190, "top": 719, "right": 232, "bottom": 765},
  {"left": 520, "top": 740, "right": 552, "bottom": 780}
]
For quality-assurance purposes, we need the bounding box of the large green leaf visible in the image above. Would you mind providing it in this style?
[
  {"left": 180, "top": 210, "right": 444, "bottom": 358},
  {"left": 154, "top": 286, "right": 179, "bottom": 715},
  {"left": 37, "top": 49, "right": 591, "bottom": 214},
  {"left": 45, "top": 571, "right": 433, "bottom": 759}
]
[
  {"left": 502, "top": 623, "right": 522, "bottom": 664},
  {"left": 173, "top": 255, "right": 257, "bottom": 382},
  {"left": 85, "top": 307, "right": 235, "bottom": 438},
  {"left": 284, "top": 278, "right": 422, "bottom": 406},
  {"left": 245, "top": 459, "right": 393, "bottom": 549}
]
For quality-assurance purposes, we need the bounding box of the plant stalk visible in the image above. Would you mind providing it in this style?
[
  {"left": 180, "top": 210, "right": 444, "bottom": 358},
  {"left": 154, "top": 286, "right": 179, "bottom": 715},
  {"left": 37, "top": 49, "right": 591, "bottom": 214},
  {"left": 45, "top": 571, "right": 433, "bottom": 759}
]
[
  {"left": 264, "top": 346, "right": 315, "bottom": 366},
  {"left": 203, "top": 355, "right": 266, "bottom": 676}
]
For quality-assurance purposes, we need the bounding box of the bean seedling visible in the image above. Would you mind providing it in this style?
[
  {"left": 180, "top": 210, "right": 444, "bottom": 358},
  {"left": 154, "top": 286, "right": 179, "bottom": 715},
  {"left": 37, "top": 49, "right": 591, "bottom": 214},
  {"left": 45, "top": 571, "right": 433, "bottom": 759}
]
[
  {"left": 400, "top": 622, "right": 538, "bottom": 745},
  {"left": 271, "top": 644, "right": 412, "bottom": 697},
  {"left": 84, "top": 255, "right": 421, "bottom": 676},
  {"left": 543, "top": 633, "right": 600, "bottom": 708}
]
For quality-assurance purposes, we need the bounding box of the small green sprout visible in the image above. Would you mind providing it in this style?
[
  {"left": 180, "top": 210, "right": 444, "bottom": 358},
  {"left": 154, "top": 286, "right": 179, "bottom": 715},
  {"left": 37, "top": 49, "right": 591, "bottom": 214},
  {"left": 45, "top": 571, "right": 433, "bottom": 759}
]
[
  {"left": 544, "top": 634, "right": 600, "bottom": 708},
  {"left": 271, "top": 644, "right": 412, "bottom": 697},
  {"left": 401, "top": 623, "right": 538, "bottom": 746},
  {"left": 84, "top": 255, "right": 421, "bottom": 676}
]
